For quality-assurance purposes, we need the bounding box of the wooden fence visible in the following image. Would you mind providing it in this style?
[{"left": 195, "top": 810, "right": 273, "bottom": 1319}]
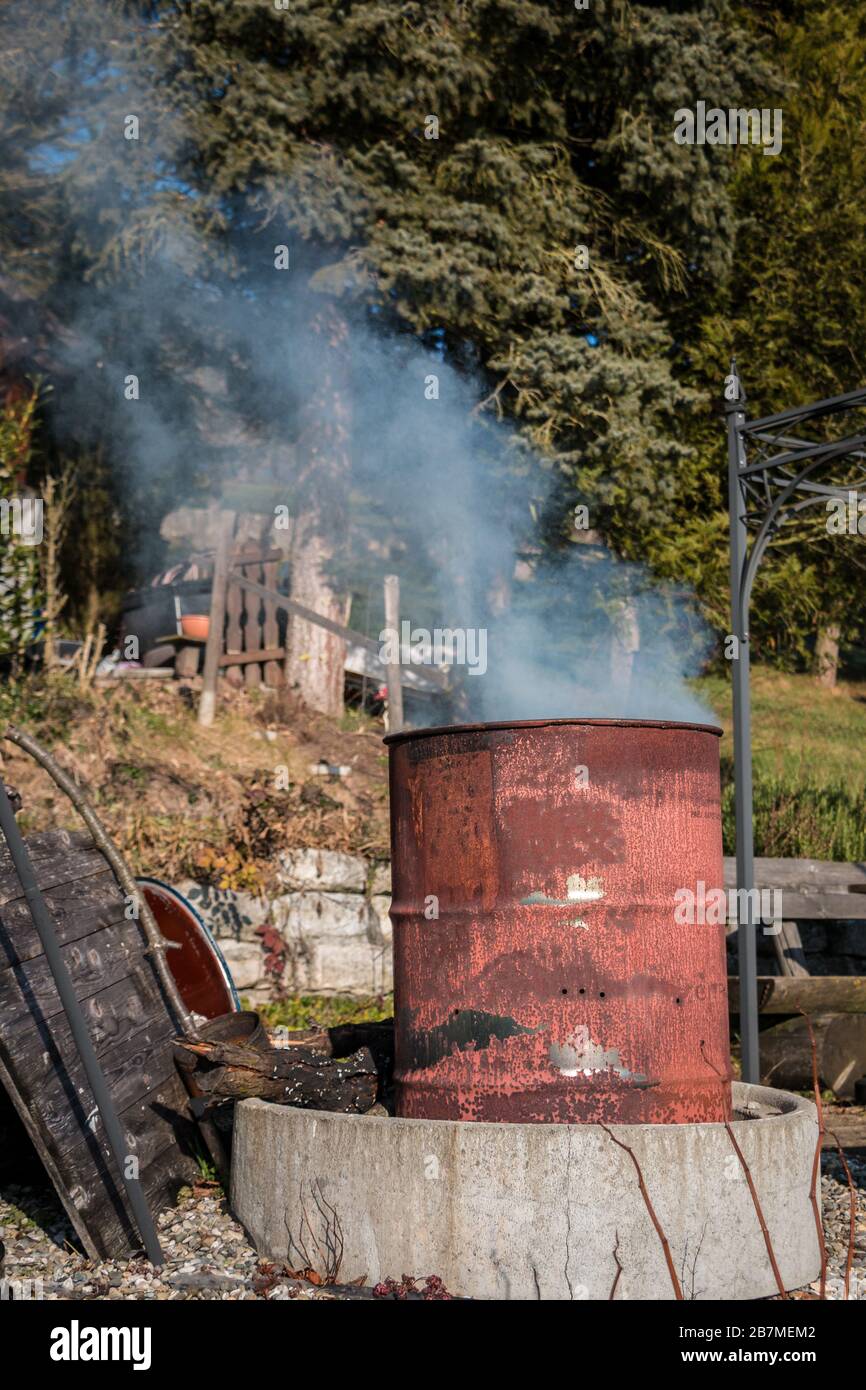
[
  {"left": 197, "top": 511, "right": 448, "bottom": 728},
  {"left": 222, "top": 544, "right": 285, "bottom": 689}
]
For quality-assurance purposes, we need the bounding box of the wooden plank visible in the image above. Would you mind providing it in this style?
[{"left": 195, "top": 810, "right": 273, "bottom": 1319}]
[
  {"left": 225, "top": 546, "right": 245, "bottom": 689},
  {"left": 218, "top": 647, "right": 286, "bottom": 667},
  {"left": 229, "top": 546, "right": 282, "bottom": 566},
  {"left": 0, "top": 1052, "right": 100, "bottom": 1259},
  {"left": 0, "top": 831, "right": 104, "bottom": 906},
  {"left": 232, "top": 572, "right": 452, "bottom": 691},
  {"left": 772, "top": 921, "right": 810, "bottom": 978},
  {"left": 25, "top": 1061, "right": 191, "bottom": 1206},
  {"left": 760, "top": 1013, "right": 866, "bottom": 1098},
  {"left": 0, "top": 829, "right": 198, "bottom": 1258},
  {"left": 0, "top": 919, "right": 151, "bottom": 1019},
  {"left": 0, "top": 868, "right": 124, "bottom": 964},
  {"left": 262, "top": 557, "right": 282, "bottom": 687},
  {"left": 725, "top": 892, "right": 866, "bottom": 923},
  {"left": 1, "top": 976, "right": 176, "bottom": 1104},
  {"left": 728, "top": 974, "right": 866, "bottom": 1015},
  {"left": 199, "top": 509, "right": 235, "bottom": 726},
  {"left": 722, "top": 854, "right": 866, "bottom": 921},
  {"left": 84, "top": 1142, "right": 196, "bottom": 1259},
  {"left": 240, "top": 544, "right": 262, "bottom": 690}
]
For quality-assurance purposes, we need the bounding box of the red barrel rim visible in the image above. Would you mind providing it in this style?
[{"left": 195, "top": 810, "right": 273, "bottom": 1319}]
[{"left": 385, "top": 716, "right": 723, "bottom": 745}]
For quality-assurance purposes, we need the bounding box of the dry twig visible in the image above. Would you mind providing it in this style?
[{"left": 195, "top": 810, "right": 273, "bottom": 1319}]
[
  {"left": 39, "top": 469, "right": 75, "bottom": 668},
  {"left": 608, "top": 1230, "right": 623, "bottom": 1301},
  {"left": 599, "top": 1123, "right": 683, "bottom": 1299},
  {"left": 797, "top": 1008, "right": 828, "bottom": 1298},
  {"left": 826, "top": 1129, "right": 856, "bottom": 1301},
  {"left": 701, "top": 1043, "right": 788, "bottom": 1299}
]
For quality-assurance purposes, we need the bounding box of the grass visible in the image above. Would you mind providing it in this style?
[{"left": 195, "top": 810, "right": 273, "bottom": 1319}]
[
  {"left": 696, "top": 667, "right": 866, "bottom": 790},
  {"left": 4, "top": 662, "right": 865, "bottom": 868},
  {"left": 695, "top": 668, "right": 866, "bottom": 859},
  {"left": 252, "top": 993, "right": 393, "bottom": 1030}
]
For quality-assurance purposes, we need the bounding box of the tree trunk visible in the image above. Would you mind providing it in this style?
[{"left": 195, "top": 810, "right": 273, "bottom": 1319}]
[
  {"left": 815, "top": 622, "right": 841, "bottom": 688},
  {"left": 284, "top": 304, "right": 351, "bottom": 718},
  {"left": 285, "top": 518, "right": 351, "bottom": 716}
]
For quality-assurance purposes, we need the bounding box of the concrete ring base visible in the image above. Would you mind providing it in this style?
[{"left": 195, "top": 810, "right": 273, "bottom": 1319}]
[{"left": 230, "top": 1082, "right": 820, "bottom": 1301}]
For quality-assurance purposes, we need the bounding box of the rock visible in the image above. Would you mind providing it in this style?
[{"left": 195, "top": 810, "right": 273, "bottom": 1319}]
[
  {"left": 274, "top": 891, "right": 370, "bottom": 941},
  {"left": 369, "top": 896, "right": 393, "bottom": 943},
  {"left": 176, "top": 881, "right": 270, "bottom": 942},
  {"left": 273, "top": 892, "right": 393, "bottom": 994},
  {"left": 369, "top": 861, "right": 391, "bottom": 897},
  {"left": 277, "top": 848, "right": 366, "bottom": 893},
  {"left": 219, "top": 940, "right": 264, "bottom": 990},
  {"left": 167, "top": 1272, "right": 243, "bottom": 1291}
]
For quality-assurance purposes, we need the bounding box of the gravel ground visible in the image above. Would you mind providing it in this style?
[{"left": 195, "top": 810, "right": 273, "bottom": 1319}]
[
  {"left": 0, "top": 1180, "right": 342, "bottom": 1301},
  {"left": 1, "top": 1152, "right": 864, "bottom": 1301},
  {"left": 806, "top": 1149, "right": 866, "bottom": 1299}
]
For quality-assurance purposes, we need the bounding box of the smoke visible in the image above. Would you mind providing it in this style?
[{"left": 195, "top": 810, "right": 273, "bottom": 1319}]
[{"left": 10, "top": 8, "right": 715, "bottom": 726}]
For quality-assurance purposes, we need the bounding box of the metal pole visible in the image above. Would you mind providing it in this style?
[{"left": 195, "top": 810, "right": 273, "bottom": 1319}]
[
  {"left": 384, "top": 574, "right": 404, "bottom": 735},
  {"left": 0, "top": 780, "right": 165, "bottom": 1264},
  {"left": 725, "top": 361, "right": 760, "bottom": 1083}
]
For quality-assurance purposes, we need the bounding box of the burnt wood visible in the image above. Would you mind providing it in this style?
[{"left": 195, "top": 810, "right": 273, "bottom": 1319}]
[
  {"left": 0, "top": 830, "right": 197, "bottom": 1259},
  {"left": 174, "top": 1035, "right": 379, "bottom": 1113}
]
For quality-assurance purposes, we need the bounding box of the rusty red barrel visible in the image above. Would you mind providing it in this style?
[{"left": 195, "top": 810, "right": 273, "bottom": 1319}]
[{"left": 386, "top": 718, "right": 731, "bottom": 1125}]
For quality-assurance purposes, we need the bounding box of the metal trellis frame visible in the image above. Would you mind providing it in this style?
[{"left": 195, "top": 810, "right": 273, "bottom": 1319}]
[{"left": 726, "top": 360, "right": 866, "bottom": 1082}]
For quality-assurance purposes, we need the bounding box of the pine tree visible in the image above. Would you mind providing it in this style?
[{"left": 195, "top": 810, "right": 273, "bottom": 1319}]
[
  {"left": 685, "top": 0, "right": 866, "bottom": 676},
  {"left": 1, "top": 1, "right": 775, "bottom": 704}
]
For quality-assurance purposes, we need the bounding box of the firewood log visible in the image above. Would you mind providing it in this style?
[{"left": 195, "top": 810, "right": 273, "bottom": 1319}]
[{"left": 173, "top": 1038, "right": 378, "bottom": 1113}]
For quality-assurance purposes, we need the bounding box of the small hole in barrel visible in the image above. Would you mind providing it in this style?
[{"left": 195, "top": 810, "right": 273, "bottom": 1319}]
[
  {"left": 599, "top": 991, "right": 605, "bottom": 998},
  {"left": 579, "top": 988, "right": 585, "bottom": 995},
  {"left": 675, "top": 997, "right": 682, "bottom": 1005},
  {"left": 561, "top": 988, "right": 568, "bottom": 995}
]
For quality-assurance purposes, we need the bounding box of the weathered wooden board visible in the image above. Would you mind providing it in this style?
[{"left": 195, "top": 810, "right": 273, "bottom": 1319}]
[
  {"left": 723, "top": 855, "right": 866, "bottom": 920},
  {"left": 0, "top": 828, "right": 197, "bottom": 1260},
  {"left": 759, "top": 1012, "right": 866, "bottom": 1097},
  {"left": 728, "top": 974, "right": 866, "bottom": 1015}
]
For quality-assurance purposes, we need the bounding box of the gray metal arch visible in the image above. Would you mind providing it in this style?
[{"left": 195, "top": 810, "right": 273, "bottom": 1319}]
[{"left": 725, "top": 363, "right": 866, "bottom": 1081}]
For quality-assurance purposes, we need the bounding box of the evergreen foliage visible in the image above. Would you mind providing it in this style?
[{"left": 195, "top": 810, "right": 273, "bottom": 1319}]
[{"left": 0, "top": 1, "right": 862, "bottom": 672}]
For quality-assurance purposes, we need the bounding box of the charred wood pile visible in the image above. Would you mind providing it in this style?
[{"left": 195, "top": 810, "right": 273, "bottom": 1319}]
[{"left": 174, "top": 1015, "right": 394, "bottom": 1117}]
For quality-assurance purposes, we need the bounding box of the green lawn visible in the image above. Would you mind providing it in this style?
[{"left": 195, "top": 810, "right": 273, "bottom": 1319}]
[
  {"left": 695, "top": 667, "right": 866, "bottom": 790},
  {"left": 694, "top": 668, "right": 866, "bottom": 859}
]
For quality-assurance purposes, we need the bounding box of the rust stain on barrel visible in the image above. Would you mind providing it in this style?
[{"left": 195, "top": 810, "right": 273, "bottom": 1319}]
[{"left": 386, "top": 718, "right": 732, "bottom": 1124}]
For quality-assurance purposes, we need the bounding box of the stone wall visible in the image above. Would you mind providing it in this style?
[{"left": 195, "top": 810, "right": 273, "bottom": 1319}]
[{"left": 178, "top": 849, "right": 392, "bottom": 1004}]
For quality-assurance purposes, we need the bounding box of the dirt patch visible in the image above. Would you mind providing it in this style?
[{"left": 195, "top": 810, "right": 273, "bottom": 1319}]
[{"left": 0, "top": 675, "right": 390, "bottom": 893}]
